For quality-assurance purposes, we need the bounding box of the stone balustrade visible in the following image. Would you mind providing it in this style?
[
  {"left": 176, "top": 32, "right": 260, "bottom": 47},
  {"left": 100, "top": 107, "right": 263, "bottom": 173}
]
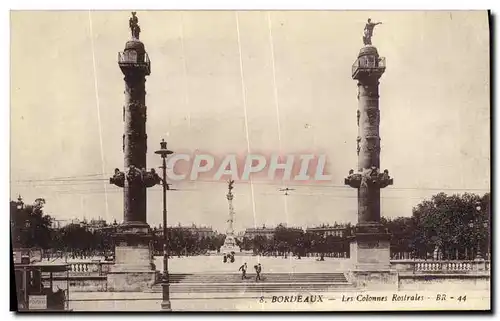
[
  {"left": 68, "top": 261, "right": 114, "bottom": 276},
  {"left": 391, "top": 259, "right": 490, "bottom": 274},
  {"left": 66, "top": 259, "right": 490, "bottom": 277},
  {"left": 415, "top": 261, "right": 472, "bottom": 272}
]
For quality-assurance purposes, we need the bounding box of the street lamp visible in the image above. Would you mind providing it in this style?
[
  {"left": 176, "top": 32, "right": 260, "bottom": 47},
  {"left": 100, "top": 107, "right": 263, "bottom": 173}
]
[
  {"left": 16, "top": 195, "right": 24, "bottom": 210},
  {"left": 154, "top": 139, "right": 174, "bottom": 311},
  {"left": 483, "top": 219, "right": 490, "bottom": 260},
  {"left": 469, "top": 203, "right": 484, "bottom": 261},
  {"left": 475, "top": 204, "right": 483, "bottom": 260}
]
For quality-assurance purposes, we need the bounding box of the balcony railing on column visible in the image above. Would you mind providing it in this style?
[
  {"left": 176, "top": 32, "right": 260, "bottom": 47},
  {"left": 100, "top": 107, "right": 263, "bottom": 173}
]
[
  {"left": 118, "top": 51, "right": 151, "bottom": 74},
  {"left": 352, "top": 56, "right": 386, "bottom": 78}
]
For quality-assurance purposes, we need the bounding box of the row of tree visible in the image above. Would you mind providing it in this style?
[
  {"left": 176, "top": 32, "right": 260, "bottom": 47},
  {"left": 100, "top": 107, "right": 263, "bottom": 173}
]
[
  {"left": 151, "top": 230, "right": 226, "bottom": 256},
  {"left": 236, "top": 224, "right": 351, "bottom": 259},
  {"left": 10, "top": 192, "right": 490, "bottom": 260},
  {"left": 234, "top": 193, "right": 490, "bottom": 260},
  {"left": 10, "top": 199, "right": 227, "bottom": 257},
  {"left": 384, "top": 192, "right": 490, "bottom": 260}
]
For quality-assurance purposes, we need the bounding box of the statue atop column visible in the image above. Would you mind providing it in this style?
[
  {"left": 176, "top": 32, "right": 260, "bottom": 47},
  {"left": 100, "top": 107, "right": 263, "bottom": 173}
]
[
  {"left": 227, "top": 179, "right": 235, "bottom": 200},
  {"left": 363, "top": 18, "right": 382, "bottom": 46},
  {"left": 129, "top": 12, "right": 141, "bottom": 40}
]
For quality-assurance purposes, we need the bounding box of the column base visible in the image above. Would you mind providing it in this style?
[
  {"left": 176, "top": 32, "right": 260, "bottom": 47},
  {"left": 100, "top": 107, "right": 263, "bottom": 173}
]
[
  {"left": 221, "top": 234, "right": 238, "bottom": 254},
  {"left": 220, "top": 246, "right": 239, "bottom": 255},
  {"left": 117, "top": 221, "right": 151, "bottom": 234},
  {"left": 348, "top": 223, "right": 398, "bottom": 290},
  {"left": 107, "top": 223, "right": 158, "bottom": 292},
  {"left": 349, "top": 237, "right": 391, "bottom": 270},
  {"left": 160, "top": 299, "right": 172, "bottom": 311},
  {"left": 107, "top": 270, "right": 158, "bottom": 292},
  {"left": 348, "top": 269, "right": 399, "bottom": 291}
]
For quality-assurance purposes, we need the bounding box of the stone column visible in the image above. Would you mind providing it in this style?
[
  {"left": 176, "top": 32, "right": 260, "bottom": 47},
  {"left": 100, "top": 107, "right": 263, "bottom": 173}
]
[
  {"left": 123, "top": 71, "right": 148, "bottom": 226},
  {"left": 221, "top": 180, "right": 238, "bottom": 254},
  {"left": 107, "top": 13, "right": 161, "bottom": 292},
  {"left": 345, "top": 45, "right": 397, "bottom": 289}
]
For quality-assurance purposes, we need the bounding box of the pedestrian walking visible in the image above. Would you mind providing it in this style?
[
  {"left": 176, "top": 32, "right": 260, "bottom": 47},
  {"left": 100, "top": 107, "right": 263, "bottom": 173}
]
[{"left": 239, "top": 263, "right": 247, "bottom": 280}]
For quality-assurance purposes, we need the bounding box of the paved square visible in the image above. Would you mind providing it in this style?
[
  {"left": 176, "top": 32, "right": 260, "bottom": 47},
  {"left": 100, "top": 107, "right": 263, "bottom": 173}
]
[{"left": 153, "top": 255, "right": 351, "bottom": 274}]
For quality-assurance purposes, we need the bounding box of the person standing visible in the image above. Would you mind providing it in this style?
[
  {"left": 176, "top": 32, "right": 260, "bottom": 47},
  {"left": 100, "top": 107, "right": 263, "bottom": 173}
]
[{"left": 255, "top": 263, "right": 262, "bottom": 282}]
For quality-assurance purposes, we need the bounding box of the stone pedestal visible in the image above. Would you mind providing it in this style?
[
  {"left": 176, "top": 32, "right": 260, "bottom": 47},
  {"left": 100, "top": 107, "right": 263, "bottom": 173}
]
[
  {"left": 221, "top": 235, "right": 238, "bottom": 255},
  {"left": 350, "top": 240, "right": 390, "bottom": 270},
  {"left": 107, "top": 224, "right": 158, "bottom": 292},
  {"left": 348, "top": 223, "right": 398, "bottom": 290},
  {"left": 349, "top": 224, "right": 391, "bottom": 269},
  {"left": 348, "top": 269, "right": 399, "bottom": 291}
]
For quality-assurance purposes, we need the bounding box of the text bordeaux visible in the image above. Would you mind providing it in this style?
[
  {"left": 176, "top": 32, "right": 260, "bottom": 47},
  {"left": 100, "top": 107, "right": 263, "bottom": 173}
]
[{"left": 271, "top": 295, "right": 324, "bottom": 303}]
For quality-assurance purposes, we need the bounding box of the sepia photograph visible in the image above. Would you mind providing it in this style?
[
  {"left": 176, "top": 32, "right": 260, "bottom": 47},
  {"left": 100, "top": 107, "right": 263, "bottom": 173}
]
[{"left": 9, "top": 10, "right": 491, "bottom": 312}]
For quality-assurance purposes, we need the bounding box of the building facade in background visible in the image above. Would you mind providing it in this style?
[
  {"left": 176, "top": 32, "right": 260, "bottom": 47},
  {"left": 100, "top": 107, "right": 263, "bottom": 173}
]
[
  {"left": 306, "top": 224, "right": 349, "bottom": 238},
  {"left": 243, "top": 225, "right": 304, "bottom": 240},
  {"left": 153, "top": 224, "right": 217, "bottom": 239}
]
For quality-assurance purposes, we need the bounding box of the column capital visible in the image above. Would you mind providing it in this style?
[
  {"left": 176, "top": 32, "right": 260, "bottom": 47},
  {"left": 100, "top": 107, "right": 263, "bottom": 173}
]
[{"left": 345, "top": 168, "right": 393, "bottom": 189}]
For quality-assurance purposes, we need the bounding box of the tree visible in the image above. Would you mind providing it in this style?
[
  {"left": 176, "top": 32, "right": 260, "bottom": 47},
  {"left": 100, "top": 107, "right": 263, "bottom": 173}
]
[
  {"left": 10, "top": 199, "right": 53, "bottom": 249},
  {"left": 273, "top": 224, "right": 305, "bottom": 257},
  {"left": 411, "top": 192, "right": 490, "bottom": 259},
  {"left": 251, "top": 235, "right": 268, "bottom": 255},
  {"left": 381, "top": 216, "right": 416, "bottom": 258},
  {"left": 238, "top": 237, "right": 252, "bottom": 251},
  {"left": 58, "top": 223, "right": 95, "bottom": 256}
]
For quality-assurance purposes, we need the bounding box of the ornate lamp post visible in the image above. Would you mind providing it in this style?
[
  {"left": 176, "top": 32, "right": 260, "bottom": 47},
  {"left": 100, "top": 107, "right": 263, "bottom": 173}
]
[
  {"left": 475, "top": 204, "right": 483, "bottom": 260},
  {"left": 13, "top": 195, "right": 24, "bottom": 246},
  {"left": 483, "top": 219, "right": 489, "bottom": 260},
  {"left": 155, "top": 139, "right": 174, "bottom": 311},
  {"left": 469, "top": 202, "right": 484, "bottom": 261},
  {"left": 16, "top": 195, "right": 24, "bottom": 210},
  {"left": 477, "top": 202, "right": 490, "bottom": 260}
]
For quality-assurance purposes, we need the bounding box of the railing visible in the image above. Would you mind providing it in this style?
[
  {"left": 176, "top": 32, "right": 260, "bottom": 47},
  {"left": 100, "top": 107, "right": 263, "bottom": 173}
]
[
  {"left": 68, "top": 261, "right": 113, "bottom": 276},
  {"left": 352, "top": 56, "right": 386, "bottom": 77},
  {"left": 391, "top": 259, "right": 491, "bottom": 274},
  {"left": 118, "top": 51, "right": 150, "bottom": 65},
  {"left": 65, "top": 259, "right": 490, "bottom": 277},
  {"left": 414, "top": 261, "right": 472, "bottom": 272}
]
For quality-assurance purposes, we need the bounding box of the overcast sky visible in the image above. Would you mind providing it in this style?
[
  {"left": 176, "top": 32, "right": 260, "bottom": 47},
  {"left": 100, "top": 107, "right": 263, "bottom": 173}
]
[{"left": 10, "top": 11, "right": 490, "bottom": 232}]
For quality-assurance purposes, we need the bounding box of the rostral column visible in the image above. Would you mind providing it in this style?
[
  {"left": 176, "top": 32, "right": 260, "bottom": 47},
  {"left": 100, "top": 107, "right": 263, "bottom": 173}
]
[
  {"left": 344, "top": 20, "right": 396, "bottom": 284},
  {"left": 221, "top": 180, "right": 238, "bottom": 254},
  {"left": 107, "top": 12, "right": 161, "bottom": 292}
]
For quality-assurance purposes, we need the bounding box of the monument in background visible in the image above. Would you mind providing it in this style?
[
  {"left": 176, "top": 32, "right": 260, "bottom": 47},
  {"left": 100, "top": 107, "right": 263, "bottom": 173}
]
[
  {"left": 344, "top": 19, "right": 396, "bottom": 289},
  {"left": 220, "top": 180, "right": 238, "bottom": 254},
  {"left": 107, "top": 12, "right": 161, "bottom": 291}
]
